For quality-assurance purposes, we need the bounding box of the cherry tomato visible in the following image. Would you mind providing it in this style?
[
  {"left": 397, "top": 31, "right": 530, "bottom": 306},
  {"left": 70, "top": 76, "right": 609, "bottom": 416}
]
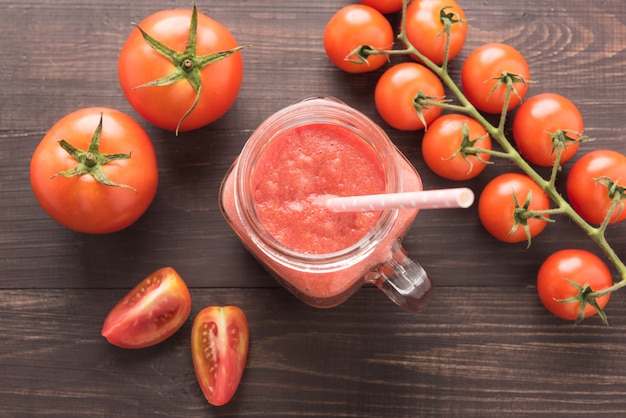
[
  {"left": 375, "top": 62, "right": 444, "bottom": 130},
  {"left": 461, "top": 43, "right": 530, "bottom": 114},
  {"left": 192, "top": 306, "right": 249, "bottom": 406},
  {"left": 537, "top": 249, "right": 612, "bottom": 321},
  {"left": 101, "top": 267, "right": 192, "bottom": 349},
  {"left": 324, "top": 4, "right": 394, "bottom": 73},
  {"left": 118, "top": 4, "right": 243, "bottom": 132},
  {"left": 359, "top": 0, "right": 403, "bottom": 14},
  {"left": 405, "top": 0, "right": 467, "bottom": 65},
  {"left": 30, "top": 107, "right": 158, "bottom": 234},
  {"left": 422, "top": 114, "right": 492, "bottom": 180},
  {"left": 513, "top": 93, "right": 584, "bottom": 167},
  {"left": 566, "top": 150, "right": 626, "bottom": 225},
  {"left": 478, "top": 173, "right": 550, "bottom": 243}
]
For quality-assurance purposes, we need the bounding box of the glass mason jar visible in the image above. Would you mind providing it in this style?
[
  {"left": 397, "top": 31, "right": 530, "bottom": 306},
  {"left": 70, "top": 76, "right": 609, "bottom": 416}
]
[{"left": 219, "top": 96, "right": 433, "bottom": 312}]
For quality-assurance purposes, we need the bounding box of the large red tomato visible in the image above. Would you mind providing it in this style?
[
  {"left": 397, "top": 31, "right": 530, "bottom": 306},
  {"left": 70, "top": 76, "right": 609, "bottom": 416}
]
[
  {"left": 118, "top": 4, "right": 243, "bottom": 133},
  {"left": 30, "top": 107, "right": 158, "bottom": 234}
]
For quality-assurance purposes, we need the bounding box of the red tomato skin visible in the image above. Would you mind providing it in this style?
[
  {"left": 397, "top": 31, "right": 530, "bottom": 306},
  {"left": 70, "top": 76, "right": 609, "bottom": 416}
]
[
  {"left": 30, "top": 108, "right": 158, "bottom": 234},
  {"left": 324, "top": 5, "right": 394, "bottom": 73},
  {"left": 513, "top": 93, "right": 583, "bottom": 167},
  {"left": 405, "top": 0, "right": 467, "bottom": 65},
  {"left": 118, "top": 9, "right": 243, "bottom": 132},
  {"left": 537, "top": 249, "right": 612, "bottom": 320},
  {"left": 192, "top": 306, "right": 249, "bottom": 406},
  {"left": 359, "top": 0, "right": 403, "bottom": 14},
  {"left": 375, "top": 62, "right": 445, "bottom": 130},
  {"left": 101, "top": 267, "right": 192, "bottom": 349},
  {"left": 421, "top": 114, "right": 492, "bottom": 180},
  {"left": 461, "top": 43, "right": 530, "bottom": 114},
  {"left": 478, "top": 173, "right": 550, "bottom": 243},
  {"left": 566, "top": 150, "right": 626, "bottom": 225}
]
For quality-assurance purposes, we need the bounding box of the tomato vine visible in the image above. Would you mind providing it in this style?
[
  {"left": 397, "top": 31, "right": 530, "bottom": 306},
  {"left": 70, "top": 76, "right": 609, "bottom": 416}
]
[{"left": 365, "top": 0, "right": 626, "bottom": 323}]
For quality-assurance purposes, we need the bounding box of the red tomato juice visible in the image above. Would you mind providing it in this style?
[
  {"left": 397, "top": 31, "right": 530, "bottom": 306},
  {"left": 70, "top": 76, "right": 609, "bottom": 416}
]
[
  {"left": 253, "top": 123, "right": 386, "bottom": 254},
  {"left": 220, "top": 121, "right": 422, "bottom": 306}
]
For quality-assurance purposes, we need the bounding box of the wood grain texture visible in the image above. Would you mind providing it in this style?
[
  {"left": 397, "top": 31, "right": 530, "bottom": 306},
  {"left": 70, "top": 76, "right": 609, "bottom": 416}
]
[
  {"left": 3, "top": 287, "right": 626, "bottom": 417},
  {"left": 1, "top": 0, "right": 626, "bottom": 416}
]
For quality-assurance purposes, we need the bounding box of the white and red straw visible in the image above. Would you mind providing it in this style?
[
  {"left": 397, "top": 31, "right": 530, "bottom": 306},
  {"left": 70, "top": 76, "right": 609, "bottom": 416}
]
[{"left": 324, "top": 187, "right": 474, "bottom": 212}]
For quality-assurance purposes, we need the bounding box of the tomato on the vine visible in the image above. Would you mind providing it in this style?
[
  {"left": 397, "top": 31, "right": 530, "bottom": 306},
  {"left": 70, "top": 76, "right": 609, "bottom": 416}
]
[
  {"left": 566, "top": 149, "right": 626, "bottom": 225},
  {"left": 359, "top": 0, "right": 403, "bottom": 14},
  {"left": 324, "top": 4, "right": 394, "bottom": 74},
  {"left": 461, "top": 43, "right": 530, "bottom": 114},
  {"left": 102, "top": 267, "right": 192, "bottom": 349},
  {"left": 192, "top": 306, "right": 249, "bottom": 406},
  {"left": 118, "top": 4, "right": 243, "bottom": 133},
  {"left": 422, "top": 114, "right": 492, "bottom": 180},
  {"left": 537, "top": 249, "right": 612, "bottom": 322},
  {"left": 405, "top": 0, "right": 467, "bottom": 65},
  {"left": 513, "top": 93, "right": 584, "bottom": 167},
  {"left": 375, "top": 62, "right": 444, "bottom": 130},
  {"left": 30, "top": 107, "right": 158, "bottom": 234},
  {"left": 478, "top": 173, "right": 550, "bottom": 243}
]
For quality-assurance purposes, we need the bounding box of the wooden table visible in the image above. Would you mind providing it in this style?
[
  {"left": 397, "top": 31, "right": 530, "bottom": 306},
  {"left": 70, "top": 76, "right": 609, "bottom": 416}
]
[{"left": 3, "top": 0, "right": 626, "bottom": 416}]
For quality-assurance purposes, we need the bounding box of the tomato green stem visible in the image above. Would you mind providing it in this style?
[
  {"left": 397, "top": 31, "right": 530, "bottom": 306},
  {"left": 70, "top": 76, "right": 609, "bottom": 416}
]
[
  {"left": 438, "top": 6, "right": 460, "bottom": 73},
  {"left": 466, "top": 147, "right": 514, "bottom": 160},
  {"left": 50, "top": 113, "right": 136, "bottom": 192},
  {"left": 422, "top": 99, "right": 467, "bottom": 114}
]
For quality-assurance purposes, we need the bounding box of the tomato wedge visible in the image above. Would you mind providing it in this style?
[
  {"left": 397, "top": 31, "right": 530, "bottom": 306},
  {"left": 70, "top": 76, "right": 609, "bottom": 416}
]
[
  {"left": 102, "top": 267, "right": 192, "bottom": 349},
  {"left": 191, "top": 306, "right": 249, "bottom": 406}
]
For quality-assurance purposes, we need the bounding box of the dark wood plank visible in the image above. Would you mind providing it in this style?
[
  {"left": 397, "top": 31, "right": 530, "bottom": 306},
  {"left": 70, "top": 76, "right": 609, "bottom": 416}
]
[
  {"left": 2, "top": 0, "right": 626, "bottom": 416},
  {"left": 3, "top": 287, "right": 626, "bottom": 417}
]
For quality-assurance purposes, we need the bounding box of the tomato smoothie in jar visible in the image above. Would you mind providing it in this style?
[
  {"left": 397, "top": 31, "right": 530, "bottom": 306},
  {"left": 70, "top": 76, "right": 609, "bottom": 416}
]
[{"left": 219, "top": 97, "right": 433, "bottom": 311}]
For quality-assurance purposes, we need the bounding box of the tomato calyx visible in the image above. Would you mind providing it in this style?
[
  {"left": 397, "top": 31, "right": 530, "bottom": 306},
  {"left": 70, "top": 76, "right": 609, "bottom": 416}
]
[
  {"left": 439, "top": 6, "right": 465, "bottom": 33},
  {"left": 488, "top": 71, "right": 530, "bottom": 102},
  {"left": 486, "top": 71, "right": 532, "bottom": 120},
  {"left": 550, "top": 129, "right": 589, "bottom": 151},
  {"left": 132, "top": 3, "right": 244, "bottom": 134},
  {"left": 345, "top": 45, "right": 386, "bottom": 66},
  {"left": 446, "top": 121, "right": 492, "bottom": 174},
  {"left": 412, "top": 92, "right": 446, "bottom": 130},
  {"left": 511, "top": 191, "right": 554, "bottom": 247},
  {"left": 555, "top": 279, "right": 609, "bottom": 325},
  {"left": 51, "top": 113, "right": 136, "bottom": 192},
  {"left": 549, "top": 129, "right": 590, "bottom": 166}
]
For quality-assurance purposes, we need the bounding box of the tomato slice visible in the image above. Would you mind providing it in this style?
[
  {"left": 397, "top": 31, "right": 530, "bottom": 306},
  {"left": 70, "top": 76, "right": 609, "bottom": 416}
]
[
  {"left": 191, "top": 306, "right": 249, "bottom": 406},
  {"left": 101, "top": 267, "right": 192, "bottom": 349}
]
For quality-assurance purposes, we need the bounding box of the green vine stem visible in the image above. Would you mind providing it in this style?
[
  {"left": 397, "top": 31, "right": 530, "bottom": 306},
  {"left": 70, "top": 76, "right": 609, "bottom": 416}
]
[{"left": 369, "top": 0, "right": 626, "bottom": 313}]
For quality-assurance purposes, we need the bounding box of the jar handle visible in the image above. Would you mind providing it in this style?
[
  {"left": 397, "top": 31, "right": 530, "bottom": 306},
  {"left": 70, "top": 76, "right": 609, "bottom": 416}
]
[{"left": 371, "top": 241, "right": 434, "bottom": 313}]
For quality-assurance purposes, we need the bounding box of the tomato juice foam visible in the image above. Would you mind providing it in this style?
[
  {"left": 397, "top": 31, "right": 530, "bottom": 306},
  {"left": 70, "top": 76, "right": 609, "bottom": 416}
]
[{"left": 252, "top": 123, "right": 386, "bottom": 254}]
